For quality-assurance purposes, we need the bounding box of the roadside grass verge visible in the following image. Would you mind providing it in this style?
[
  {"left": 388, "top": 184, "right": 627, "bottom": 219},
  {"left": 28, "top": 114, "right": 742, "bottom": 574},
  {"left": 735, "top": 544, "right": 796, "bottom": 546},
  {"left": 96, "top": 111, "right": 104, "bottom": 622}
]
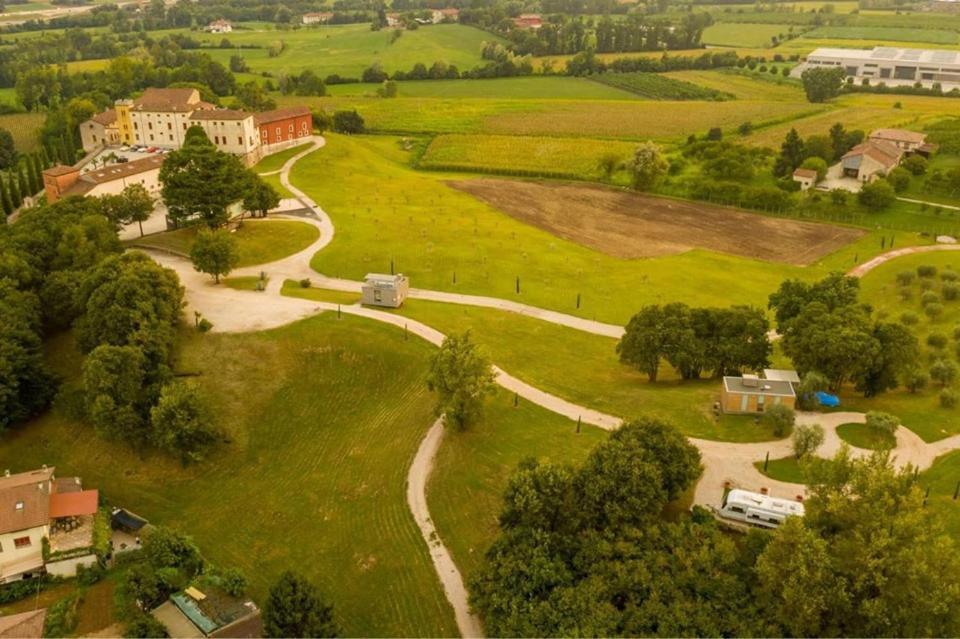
[
  {"left": 836, "top": 422, "right": 897, "bottom": 450},
  {"left": 754, "top": 456, "right": 806, "bottom": 483},
  {"left": 254, "top": 141, "right": 314, "bottom": 174},
  {"left": 281, "top": 280, "right": 362, "bottom": 304}
]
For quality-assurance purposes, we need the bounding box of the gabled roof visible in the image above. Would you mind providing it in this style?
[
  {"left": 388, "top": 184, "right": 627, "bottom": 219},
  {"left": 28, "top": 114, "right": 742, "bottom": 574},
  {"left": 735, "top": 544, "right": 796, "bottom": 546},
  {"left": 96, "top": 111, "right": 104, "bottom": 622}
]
[
  {"left": 0, "top": 468, "right": 54, "bottom": 535},
  {"left": 0, "top": 610, "right": 46, "bottom": 639},
  {"left": 792, "top": 168, "right": 818, "bottom": 179},
  {"left": 90, "top": 109, "right": 118, "bottom": 126},
  {"left": 254, "top": 106, "right": 311, "bottom": 126},
  {"left": 842, "top": 140, "right": 901, "bottom": 169},
  {"left": 132, "top": 88, "right": 201, "bottom": 113},
  {"left": 43, "top": 164, "right": 79, "bottom": 178},
  {"left": 870, "top": 128, "right": 926, "bottom": 144}
]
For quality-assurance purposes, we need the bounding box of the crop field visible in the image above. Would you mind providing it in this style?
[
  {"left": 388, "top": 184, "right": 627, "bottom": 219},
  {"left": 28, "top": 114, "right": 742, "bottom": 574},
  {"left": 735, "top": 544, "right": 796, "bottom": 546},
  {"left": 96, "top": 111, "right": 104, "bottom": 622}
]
[
  {"left": 803, "top": 25, "right": 959, "bottom": 44},
  {"left": 701, "top": 22, "right": 798, "bottom": 47},
  {"left": 418, "top": 134, "right": 637, "bottom": 181},
  {"left": 0, "top": 317, "right": 458, "bottom": 636},
  {"left": 589, "top": 71, "right": 732, "bottom": 100},
  {"left": 450, "top": 178, "right": 864, "bottom": 264},
  {"left": 294, "top": 134, "right": 898, "bottom": 324},
  {"left": 0, "top": 111, "right": 43, "bottom": 152},
  {"left": 326, "top": 76, "right": 640, "bottom": 100},
  {"left": 197, "top": 23, "right": 500, "bottom": 79},
  {"left": 64, "top": 57, "right": 111, "bottom": 72},
  {"left": 845, "top": 251, "right": 960, "bottom": 442},
  {"left": 428, "top": 390, "right": 605, "bottom": 579},
  {"left": 663, "top": 69, "right": 804, "bottom": 101},
  {"left": 531, "top": 46, "right": 774, "bottom": 72},
  {"left": 130, "top": 220, "right": 319, "bottom": 267}
]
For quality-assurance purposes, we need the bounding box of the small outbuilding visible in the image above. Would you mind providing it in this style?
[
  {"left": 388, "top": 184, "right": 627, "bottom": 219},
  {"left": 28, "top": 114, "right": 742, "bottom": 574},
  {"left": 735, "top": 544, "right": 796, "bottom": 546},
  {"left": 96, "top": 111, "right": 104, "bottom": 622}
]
[
  {"left": 792, "top": 168, "right": 818, "bottom": 191},
  {"left": 721, "top": 374, "right": 796, "bottom": 414},
  {"left": 361, "top": 273, "right": 409, "bottom": 308}
]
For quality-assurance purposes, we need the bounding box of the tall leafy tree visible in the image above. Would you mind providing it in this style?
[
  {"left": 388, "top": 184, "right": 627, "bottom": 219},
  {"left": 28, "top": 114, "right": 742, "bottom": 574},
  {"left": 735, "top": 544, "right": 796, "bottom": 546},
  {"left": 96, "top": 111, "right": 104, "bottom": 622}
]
[
  {"left": 800, "top": 66, "right": 846, "bottom": 103},
  {"left": 618, "top": 305, "right": 669, "bottom": 382},
  {"left": 189, "top": 229, "right": 238, "bottom": 284},
  {"left": 627, "top": 141, "right": 668, "bottom": 191},
  {"left": 101, "top": 184, "right": 154, "bottom": 236},
  {"left": 426, "top": 331, "right": 496, "bottom": 430},
  {"left": 263, "top": 571, "right": 339, "bottom": 638},
  {"left": 768, "top": 272, "right": 860, "bottom": 331},
  {"left": 773, "top": 127, "right": 805, "bottom": 177},
  {"left": 0, "top": 176, "right": 13, "bottom": 217},
  {"left": 242, "top": 175, "right": 280, "bottom": 218},
  {"left": 160, "top": 126, "right": 252, "bottom": 228},
  {"left": 0, "top": 128, "right": 16, "bottom": 170}
]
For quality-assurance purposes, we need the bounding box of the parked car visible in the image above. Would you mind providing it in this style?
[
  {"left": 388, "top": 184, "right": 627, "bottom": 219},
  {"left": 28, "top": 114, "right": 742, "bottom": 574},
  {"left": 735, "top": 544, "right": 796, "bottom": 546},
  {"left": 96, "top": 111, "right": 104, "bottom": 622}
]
[
  {"left": 116, "top": 157, "right": 129, "bottom": 163},
  {"left": 146, "top": 146, "right": 158, "bottom": 153},
  {"left": 120, "top": 145, "right": 131, "bottom": 152}
]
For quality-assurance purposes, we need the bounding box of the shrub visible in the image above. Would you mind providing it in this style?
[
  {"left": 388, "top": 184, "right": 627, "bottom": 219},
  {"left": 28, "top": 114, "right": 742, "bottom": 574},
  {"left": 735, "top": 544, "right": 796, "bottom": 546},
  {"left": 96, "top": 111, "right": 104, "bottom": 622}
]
[
  {"left": 885, "top": 166, "right": 911, "bottom": 192},
  {"left": 197, "top": 318, "right": 213, "bottom": 333},
  {"left": 896, "top": 270, "right": 915, "bottom": 286},
  {"left": 899, "top": 287, "right": 913, "bottom": 302},
  {"left": 953, "top": 325, "right": 960, "bottom": 340},
  {"left": 925, "top": 302, "right": 944, "bottom": 319},
  {"left": 944, "top": 282, "right": 960, "bottom": 301},
  {"left": 922, "top": 291, "right": 941, "bottom": 306},
  {"left": 124, "top": 614, "right": 169, "bottom": 638},
  {"left": 900, "top": 311, "right": 919, "bottom": 325},
  {"left": 299, "top": 278, "right": 311, "bottom": 288},
  {"left": 931, "top": 358, "right": 959, "bottom": 386},
  {"left": 830, "top": 188, "right": 848, "bottom": 205},
  {"left": 865, "top": 410, "right": 899, "bottom": 435},
  {"left": 942, "top": 389, "right": 959, "bottom": 408},
  {"left": 761, "top": 403, "right": 795, "bottom": 438},
  {"left": 44, "top": 592, "right": 82, "bottom": 638},
  {"left": 858, "top": 179, "right": 896, "bottom": 211},
  {"left": 332, "top": 110, "right": 365, "bottom": 134},
  {"left": 942, "top": 269, "right": 959, "bottom": 282},
  {"left": 902, "top": 154, "right": 928, "bottom": 176},
  {"left": 928, "top": 333, "right": 948, "bottom": 349},
  {"left": 904, "top": 368, "right": 928, "bottom": 393},
  {"left": 918, "top": 264, "right": 938, "bottom": 278},
  {"left": 792, "top": 422, "right": 824, "bottom": 459}
]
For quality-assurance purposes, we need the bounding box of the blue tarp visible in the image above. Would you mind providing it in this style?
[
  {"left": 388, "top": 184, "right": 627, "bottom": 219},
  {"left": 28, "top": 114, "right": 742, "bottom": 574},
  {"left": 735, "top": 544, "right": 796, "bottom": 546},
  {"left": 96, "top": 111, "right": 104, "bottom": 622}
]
[{"left": 815, "top": 391, "right": 840, "bottom": 407}]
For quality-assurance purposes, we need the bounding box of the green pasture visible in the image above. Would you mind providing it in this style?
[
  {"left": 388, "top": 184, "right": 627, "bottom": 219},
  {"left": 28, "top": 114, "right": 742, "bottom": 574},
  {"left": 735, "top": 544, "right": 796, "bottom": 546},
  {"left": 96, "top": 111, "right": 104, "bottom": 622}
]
[
  {"left": 129, "top": 220, "right": 318, "bottom": 267},
  {"left": 418, "top": 133, "right": 636, "bottom": 181},
  {"left": 803, "top": 25, "right": 959, "bottom": 44},
  {"left": 325, "top": 76, "right": 640, "bottom": 100},
  {"left": 836, "top": 422, "right": 897, "bottom": 450},
  {"left": 919, "top": 450, "right": 960, "bottom": 539},
  {"left": 0, "top": 316, "right": 458, "bottom": 636},
  {"left": 701, "top": 22, "right": 797, "bottom": 47},
  {"left": 589, "top": 71, "right": 731, "bottom": 100},
  {"left": 0, "top": 87, "right": 19, "bottom": 107},
  {"left": 282, "top": 280, "right": 363, "bottom": 304},
  {"left": 664, "top": 69, "right": 804, "bottom": 101},
  {"left": 199, "top": 23, "right": 500, "bottom": 79}
]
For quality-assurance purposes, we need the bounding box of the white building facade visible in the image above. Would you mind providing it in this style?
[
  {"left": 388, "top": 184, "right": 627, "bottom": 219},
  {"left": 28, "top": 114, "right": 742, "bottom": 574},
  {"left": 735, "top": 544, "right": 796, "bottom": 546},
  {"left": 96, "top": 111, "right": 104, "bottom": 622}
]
[{"left": 793, "top": 46, "right": 960, "bottom": 90}]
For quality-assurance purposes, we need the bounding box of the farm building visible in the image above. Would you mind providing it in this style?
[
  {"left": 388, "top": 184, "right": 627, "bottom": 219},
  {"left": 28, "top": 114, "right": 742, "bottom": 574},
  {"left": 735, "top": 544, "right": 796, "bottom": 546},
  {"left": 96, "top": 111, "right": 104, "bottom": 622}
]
[
  {"left": 431, "top": 8, "right": 459, "bottom": 22},
  {"left": 513, "top": 13, "right": 543, "bottom": 29},
  {"left": 255, "top": 106, "right": 313, "bottom": 153},
  {"left": 79, "top": 109, "right": 120, "bottom": 151},
  {"left": 302, "top": 11, "right": 334, "bottom": 23},
  {"left": 792, "top": 46, "right": 960, "bottom": 89},
  {"left": 151, "top": 588, "right": 262, "bottom": 638},
  {"left": 362, "top": 273, "right": 409, "bottom": 308},
  {"left": 841, "top": 140, "right": 902, "bottom": 182},
  {"left": 792, "top": 167, "right": 818, "bottom": 190},
  {"left": 43, "top": 155, "right": 164, "bottom": 204},
  {"left": 720, "top": 374, "right": 796, "bottom": 414},
  {"left": 868, "top": 128, "right": 937, "bottom": 156},
  {"left": 206, "top": 19, "right": 233, "bottom": 33}
]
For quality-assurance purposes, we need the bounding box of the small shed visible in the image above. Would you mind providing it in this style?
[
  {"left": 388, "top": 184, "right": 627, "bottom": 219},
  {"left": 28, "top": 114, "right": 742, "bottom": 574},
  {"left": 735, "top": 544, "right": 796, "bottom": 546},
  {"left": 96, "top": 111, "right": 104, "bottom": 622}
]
[
  {"left": 361, "top": 273, "right": 409, "bottom": 308},
  {"left": 721, "top": 375, "right": 796, "bottom": 414},
  {"left": 792, "top": 168, "right": 818, "bottom": 191}
]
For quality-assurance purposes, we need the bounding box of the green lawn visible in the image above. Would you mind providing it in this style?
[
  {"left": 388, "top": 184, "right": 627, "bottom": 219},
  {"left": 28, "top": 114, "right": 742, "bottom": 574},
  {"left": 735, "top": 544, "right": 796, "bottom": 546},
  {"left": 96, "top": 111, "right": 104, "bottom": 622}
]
[
  {"left": 326, "top": 76, "right": 640, "bottom": 100},
  {"left": 418, "top": 133, "right": 637, "bottom": 182},
  {"left": 223, "top": 275, "right": 267, "bottom": 291},
  {"left": 0, "top": 316, "right": 458, "bottom": 636},
  {"left": 919, "top": 450, "right": 960, "bottom": 539},
  {"left": 804, "top": 26, "right": 959, "bottom": 44},
  {"left": 254, "top": 141, "right": 314, "bottom": 174},
  {"left": 836, "top": 422, "right": 897, "bottom": 450},
  {"left": 754, "top": 456, "right": 806, "bottom": 483},
  {"left": 701, "top": 22, "right": 797, "bottom": 47},
  {"left": 852, "top": 251, "right": 960, "bottom": 441},
  {"left": 295, "top": 134, "right": 908, "bottom": 325},
  {"left": 282, "top": 280, "right": 363, "bottom": 305},
  {"left": 0, "top": 87, "right": 19, "bottom": 108},
  {"left": 130, "top": 220, "right": 318, "bottom": 267},
  {"left": 199, "top": 23, "right": 501, "bottom": 79},
  {"left": 428, "top": 390, "right": 605, "bottom": 580},
  {"left": 384, "top": 298, "right": 785, "bottom": 442}
]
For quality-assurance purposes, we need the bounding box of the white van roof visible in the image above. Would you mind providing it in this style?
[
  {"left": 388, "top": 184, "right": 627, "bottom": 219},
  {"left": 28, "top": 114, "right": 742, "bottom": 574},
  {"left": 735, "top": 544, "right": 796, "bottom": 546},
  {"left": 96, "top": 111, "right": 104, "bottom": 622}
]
[{"left": 726, "top": 489, "right": 805, "bottom": 516}]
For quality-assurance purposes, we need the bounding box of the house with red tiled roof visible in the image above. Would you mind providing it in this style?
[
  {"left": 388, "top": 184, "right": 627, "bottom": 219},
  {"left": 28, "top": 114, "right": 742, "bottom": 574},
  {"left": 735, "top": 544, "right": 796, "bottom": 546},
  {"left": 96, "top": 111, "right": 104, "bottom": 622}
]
[
  {"left": 302, "top": 11, "right": 334, "bottom": 24},
  {"left": 0, "top": 467, "right": 100, "bottom": 584},
  {"left": 0, "top": 610, "right": 46, "bottom": 639},
  {"left": 841, "top": 140, "right": 903, "bottom": 182}
]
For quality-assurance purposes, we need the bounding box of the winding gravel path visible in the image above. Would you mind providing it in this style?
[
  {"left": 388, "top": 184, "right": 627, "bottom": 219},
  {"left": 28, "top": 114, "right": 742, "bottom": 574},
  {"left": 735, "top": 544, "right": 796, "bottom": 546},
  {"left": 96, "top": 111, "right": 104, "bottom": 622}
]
[{"left": 141, "top": 137, "right": 960, "bottom": 639}]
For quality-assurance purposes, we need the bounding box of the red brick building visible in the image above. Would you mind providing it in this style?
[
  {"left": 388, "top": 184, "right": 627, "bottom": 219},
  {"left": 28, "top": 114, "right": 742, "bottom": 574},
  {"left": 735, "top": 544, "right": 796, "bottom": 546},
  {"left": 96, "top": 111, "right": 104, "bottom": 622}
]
[{"left": 255, "top": 107, "right": 312, "bottom": 152}]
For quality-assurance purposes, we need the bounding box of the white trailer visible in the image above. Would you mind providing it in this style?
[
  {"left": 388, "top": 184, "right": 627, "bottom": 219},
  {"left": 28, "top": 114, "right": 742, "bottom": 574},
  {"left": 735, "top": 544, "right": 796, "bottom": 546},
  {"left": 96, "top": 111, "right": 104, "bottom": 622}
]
[{"left": 718, "top": 489, "right": 804, "bottom": 529}]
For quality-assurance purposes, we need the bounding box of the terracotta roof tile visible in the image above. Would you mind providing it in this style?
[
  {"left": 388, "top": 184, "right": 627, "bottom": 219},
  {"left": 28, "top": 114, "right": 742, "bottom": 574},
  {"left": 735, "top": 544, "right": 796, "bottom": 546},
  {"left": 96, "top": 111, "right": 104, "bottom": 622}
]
[
  {"left": 254, "top": 106, "right": 311, "bottom": 125},
  {"left": 0, "top": 610, "right": 46, "bottom": 639},
  {"left": 0, "top": 468, "right": 54, "bottom": 535},
  {"left": 49, "top": 490, "right": 99, "bottom": 519}
]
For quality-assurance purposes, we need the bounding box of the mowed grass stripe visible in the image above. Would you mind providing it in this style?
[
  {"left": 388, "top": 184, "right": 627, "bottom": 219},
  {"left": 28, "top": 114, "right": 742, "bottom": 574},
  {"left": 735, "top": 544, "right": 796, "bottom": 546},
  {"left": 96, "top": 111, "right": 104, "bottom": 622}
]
[{"left": 0, "top": 316, "right": 458, "bottom": 636}]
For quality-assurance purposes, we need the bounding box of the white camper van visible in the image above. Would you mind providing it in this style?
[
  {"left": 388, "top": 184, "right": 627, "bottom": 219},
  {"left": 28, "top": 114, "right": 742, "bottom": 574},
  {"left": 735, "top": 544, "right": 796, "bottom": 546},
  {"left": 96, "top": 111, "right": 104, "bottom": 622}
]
[{"left": 718, "top": 489, "right": 804, "bottom": 529}]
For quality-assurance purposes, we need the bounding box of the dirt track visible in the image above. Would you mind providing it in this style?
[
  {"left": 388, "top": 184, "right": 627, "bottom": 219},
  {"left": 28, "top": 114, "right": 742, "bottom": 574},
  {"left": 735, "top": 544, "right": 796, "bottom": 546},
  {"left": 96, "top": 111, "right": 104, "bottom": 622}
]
[{"left": 449, "top": 179, "right": 864, "bottom": 266}]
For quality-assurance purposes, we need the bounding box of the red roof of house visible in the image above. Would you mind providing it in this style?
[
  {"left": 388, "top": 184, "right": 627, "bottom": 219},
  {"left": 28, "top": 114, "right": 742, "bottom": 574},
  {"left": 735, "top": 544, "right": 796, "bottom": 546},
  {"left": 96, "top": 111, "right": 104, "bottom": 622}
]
[
  {"left": 49, "top": 489, "right": 99, "bottom": 518},
  {"left": 793, "top": 168, "right": 818, "bottom": 179},
  {"left": 254, "top": 106, "right": 311, "bottom": 126}
]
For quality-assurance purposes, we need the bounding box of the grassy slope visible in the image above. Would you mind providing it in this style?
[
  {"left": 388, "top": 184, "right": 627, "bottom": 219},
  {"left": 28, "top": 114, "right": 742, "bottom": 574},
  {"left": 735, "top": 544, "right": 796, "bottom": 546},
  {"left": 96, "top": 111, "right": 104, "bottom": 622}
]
[
  {"left": 920, "top": 450, "right": 960, "bottom": 539},
  {"left": 253, "top": 141, "right": 313, "bottom": 174},
  {"left": 201, "top": 23, "right": 499, "bottom": 78},
  {"left": 296, "top": 134, "right": 913, "bottom": 324},
  {"left": 130, "top": 220, "right": 318, "bottom": 267},
  {"left": 0, "top": 316, "right": 457, "bottom": 637},
  {"left": 428, "top": 391, "right": 605, "bottom": 580},
  {"left": 325, "top": 76, "right": 641, "bottom": 100},
  {"left": 701, "top": 22, "right": 797, "bottom": 47},
  {"left": 852, "top": 251, "right": 960, "bottom": 441}
]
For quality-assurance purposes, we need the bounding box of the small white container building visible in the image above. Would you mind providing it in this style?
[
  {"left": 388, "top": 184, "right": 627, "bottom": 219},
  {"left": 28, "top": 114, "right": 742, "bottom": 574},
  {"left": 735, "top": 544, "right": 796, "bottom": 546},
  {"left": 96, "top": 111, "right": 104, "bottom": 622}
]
[
  {"left": 718, "top": 489, "right": 804, "bottom": 529},
  {"left": 361, "top": 273, "right": 409, "bottom": 308}
]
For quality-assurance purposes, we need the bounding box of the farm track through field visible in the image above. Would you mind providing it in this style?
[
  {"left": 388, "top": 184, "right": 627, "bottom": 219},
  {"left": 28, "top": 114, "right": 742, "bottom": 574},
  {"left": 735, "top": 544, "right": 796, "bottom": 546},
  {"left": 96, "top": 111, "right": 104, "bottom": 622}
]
[{"left": 138, "top": 135, "right": 960, "bottom": 638}]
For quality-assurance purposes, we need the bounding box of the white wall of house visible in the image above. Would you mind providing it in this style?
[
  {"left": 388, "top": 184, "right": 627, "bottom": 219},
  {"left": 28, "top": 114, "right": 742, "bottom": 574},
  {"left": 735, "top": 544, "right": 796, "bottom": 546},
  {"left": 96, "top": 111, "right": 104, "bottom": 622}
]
[
  {"left": 131, "top": 111, "right": 194, "bottom": 149},
  {"left": 0, "top": 524, "right": 47, "bottom": 583},
  {"left": 195, "top": 118, "right": 259, "bottom": 156},
  {"left": 80, "top": 121, "right": 118, "bottom": 152},
  {"left": 86, "top": 167, "right": 163, "bottom": 198},
  {"left": 46, "top": 553, "right": 98, "bottom": 578}
]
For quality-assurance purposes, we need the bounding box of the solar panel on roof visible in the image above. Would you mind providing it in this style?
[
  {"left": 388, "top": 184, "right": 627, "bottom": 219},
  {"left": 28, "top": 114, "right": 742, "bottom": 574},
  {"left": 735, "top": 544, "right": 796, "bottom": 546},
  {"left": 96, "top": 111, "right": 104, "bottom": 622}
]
[
  {"left": 872, "top": 47, "right": 898, "bottom": 58},
  {"left": 900, "top": 50, "right": 923, "bottom": 61},
  {"left": 932, "top": 50, "right": 959, "bottom": 64}
]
